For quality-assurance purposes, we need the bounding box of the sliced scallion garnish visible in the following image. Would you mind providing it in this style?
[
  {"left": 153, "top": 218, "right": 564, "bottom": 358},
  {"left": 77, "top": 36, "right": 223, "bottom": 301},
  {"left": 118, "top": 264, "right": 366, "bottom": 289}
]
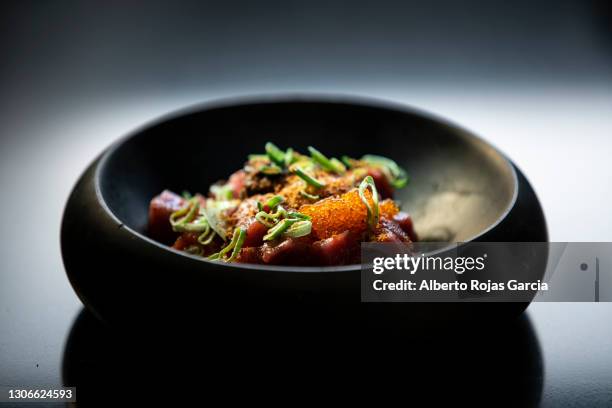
[
  {"left": 265, "top": 195, "right": 284, "bottom": 210},
  {"left": 359, "top": 176, "right": 380, "bottom": 231},
  {"left": 330, "top": 157, "right": 347, "bottom": 173},
  {"left": 341, "top": 155, "right": 356, "bottom": 168},
  {"left": 219, "top": 229, "right": 241, "bottom": 257},
  {"left": 170, "top": 198, "right": 218, "bottom": 234},
  {"left": 208, "top": 227, "right": 246, "bottom": 261},
  {"left": 284, "top": 147, "right": 295, "bottom": 167},
  {"left": 274, "top": 205, "right": 287, "bottom": 219},
  {"left": 292, "top": 158, "right": 315, "bottom": 172},
  {"left": 263, "top": 218, "right": 297, "bottom": 241},
  {"left": 260, "top": 164, "right": 282, "bottom": 175},
  {"left": 286, "top": 211, "right": 311, "bottom": 221},
  {"left": 179, "top": 216, "right": 209, "bottom": 233},
  {"left": 361, "top": 155, "right": 401, "bottom": 175},
  {"left": 170, "top": 198, "right": 199, "bottom": 230},
  {"left": 169, "top": 204, "right": 190, "bottom": 226},
  {"left": 299, "top": 190, "right": 319, "bottom": 200},
  {"left": 227, "top": 228, "right": 247, "bottom": 262},
  {"left": 284, "top": 220, "right": 312, "bottom": 238},
  {"left": 391, "top": 176, "right": 409, "bottom": 189},
  {"left": 255, "top": 204, "right": 287, "bottom": 227},
  {"left": 198, "top": 229, "right": 216, "bottom": 245},
  {"left": 361, "top": 154, "right": 409, "bottom": 189},
  {"left": 204, "top": 200, "right": 235, "bottom": 241},
  {"left": 308, "top": 146, "right": 345, "bottom": 174},
  {"left": 255, "top": 211, "right": 278, "bottom": 228},
  {"left": 265, "top": 142, "right": 286, "bottom": 166},
  {"left": 293, "top": 166, "right": 326, "bottom": 189}
]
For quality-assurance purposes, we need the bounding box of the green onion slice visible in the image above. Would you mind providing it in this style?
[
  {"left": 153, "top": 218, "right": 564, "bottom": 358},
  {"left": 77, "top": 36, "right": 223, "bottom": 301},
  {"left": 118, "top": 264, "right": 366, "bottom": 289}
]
[
  {"left": 274, "top": 205, "right": 287, "bottom": 218},
  {"left": 265, "top": 142, "right": 286, "bottom": 166},
  {"left": 203, "top": 200, "right": 237, "bottom": 241},
  {"left": 170, "top": 199, "right": 216, "bottom": 234},
  {"left": 179, "top": 216, "right": 209, "bottom": 233},
  {"left": 208, "top": 227, "right": 246, "bottom": 262},
  {"left": 308, "top": 146, "right": 345, "bottom": 174},
  {"left": 198, "top": 229, "right": 216, "bottom": 245},
  {"left": 292, "top": 159, "right": 315, "bottom": 172},
  {"left": 169, "top": 204, "right": 190, "bottom": 227},
  {"left": 255, "top": 211, "right": 278, "bottom": 228},
  {"left": 330, "top": 157, "right": 347, "bottom": 173},
  {"left": 391, "top": 176, "right": 409, "bottom": 189},
  {"left": 299, "top": 190, "right": 319, "bottom": 200},
  {"left": 286, "top": 211, "right": 311, "bottom": 221},
  {"left": 170, "top": 199, "right": 199, "bottom": 230},
  {"left": 341, "top": 155, "right": 356, "bottom": 168},
  {"left": 265, "top": 195, "right": 284, "bottom": 210},
  {"left": 283, "top": 220, "right": 312, "bottom": 238},
  {"left": 293, "top": 166, "right": 326, "bottom": 189},
  {"left": 359, "top": 176, "right": 380, "bottom": 231},
  {"left": 260, "top": 164, "right": 282, "bottom": 175},
  {"left": 263, "top": 218, "right": 297, "bottom": 241},
  {"left": 218, "top": 229, "right": 241, "bottom": 258},
  {"left": 284, "top": 147, "right": 295, "bottom": 167},
  {"left": 361, "top": 154, "right": 409, "bottom": 189},
  {"left": 255, "top": 208, "right": 285, "bottom": 228},
  {"left": 227, "top": 228, "right": 247, "bottom": 262}
]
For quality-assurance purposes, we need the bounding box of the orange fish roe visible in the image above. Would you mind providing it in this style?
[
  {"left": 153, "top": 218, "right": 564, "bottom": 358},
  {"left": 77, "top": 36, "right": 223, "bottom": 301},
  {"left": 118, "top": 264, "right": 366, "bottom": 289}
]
[
  {"left": 299, "top": 189, "right": 399, "bottom": 239},
  {"left": 380, "top": 199, "right": 400, "bottom": 218}
]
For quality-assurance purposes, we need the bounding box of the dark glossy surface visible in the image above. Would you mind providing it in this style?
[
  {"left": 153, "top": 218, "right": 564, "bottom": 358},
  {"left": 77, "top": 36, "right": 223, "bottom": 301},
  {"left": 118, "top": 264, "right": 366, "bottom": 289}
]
[
  {"left": 61, "top": 98, "right": 546, "bottom": 327},
  {"left": 62, "top": 308, "right": 544, "bottom": 405}
]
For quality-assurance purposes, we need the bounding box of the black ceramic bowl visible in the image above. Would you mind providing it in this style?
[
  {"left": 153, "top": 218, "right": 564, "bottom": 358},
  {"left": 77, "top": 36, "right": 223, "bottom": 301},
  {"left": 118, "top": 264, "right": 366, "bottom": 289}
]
[{"left": 61, "top": 95, "right": 547, "bottom": 329}]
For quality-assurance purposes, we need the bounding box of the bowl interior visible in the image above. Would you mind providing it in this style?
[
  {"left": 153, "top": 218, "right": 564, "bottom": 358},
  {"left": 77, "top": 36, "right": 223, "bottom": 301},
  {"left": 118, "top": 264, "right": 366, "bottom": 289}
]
[{"left": 98, "top": 98, "right": 516, "bottom": 247}]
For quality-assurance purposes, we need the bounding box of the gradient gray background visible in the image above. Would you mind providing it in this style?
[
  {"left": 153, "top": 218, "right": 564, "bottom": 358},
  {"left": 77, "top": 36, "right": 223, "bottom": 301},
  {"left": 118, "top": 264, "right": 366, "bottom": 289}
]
[{"left": 1, "top": 1, "right": 611, "bottom": 405}]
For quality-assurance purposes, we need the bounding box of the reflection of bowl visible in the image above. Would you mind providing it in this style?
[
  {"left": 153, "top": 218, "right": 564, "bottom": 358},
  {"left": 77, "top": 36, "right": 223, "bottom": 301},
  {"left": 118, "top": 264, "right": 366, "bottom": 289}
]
[
  {"left": 62, "top": 308, "right": 544, "bottom": 406},
  {"left": 61, "top": 95, "right": 547, "bottom": 325}
]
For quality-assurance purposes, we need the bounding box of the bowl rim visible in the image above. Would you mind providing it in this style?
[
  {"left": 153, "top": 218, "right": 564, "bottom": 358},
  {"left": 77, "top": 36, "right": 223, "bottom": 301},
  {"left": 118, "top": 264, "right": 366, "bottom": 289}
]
[{"left": 93, "top": 93, "right": 519, "bottom": 273}]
